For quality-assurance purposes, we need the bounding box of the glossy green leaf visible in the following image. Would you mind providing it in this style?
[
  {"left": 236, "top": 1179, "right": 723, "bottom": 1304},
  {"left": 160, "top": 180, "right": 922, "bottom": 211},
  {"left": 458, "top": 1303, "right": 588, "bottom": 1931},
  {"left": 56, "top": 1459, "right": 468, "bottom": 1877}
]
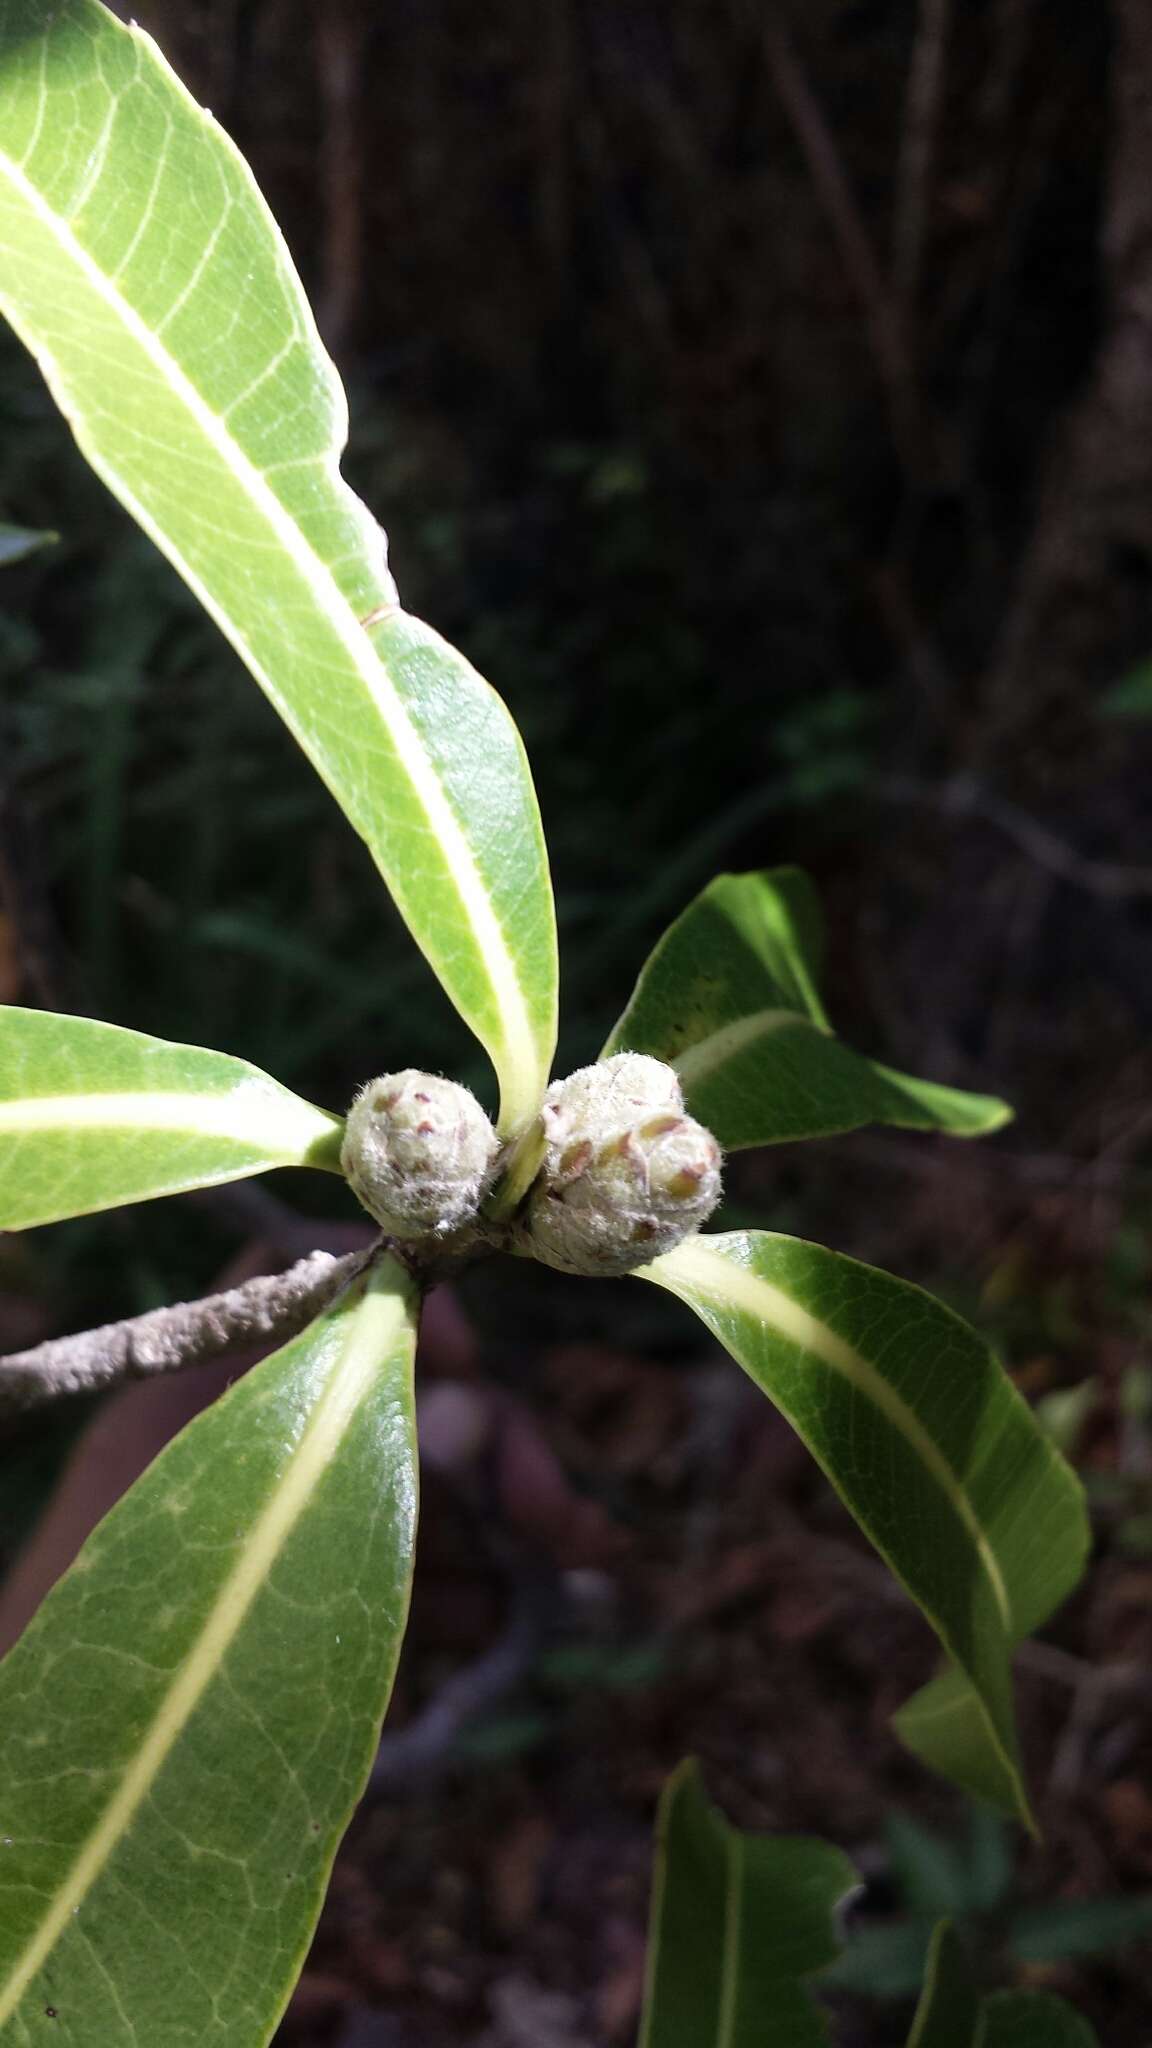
[
  {"left": 0, "top": 1253, "right": 418, "bottom": 2046},
  {"left": 905, "top": 1923, "right": 982, "bottom": 2048},
  {"left": 640, "top": 1759, "right": 857, "bottom": 2047},
  {"left": 604, "top": 870, "right": 1009, "bottom": 1148},
  {"left": 981, "top": 1993, "right": 1099, "bottom": 2047},
  {"left": 0, "top": 0, "right": 556, "bottom": 1131},
  {"left": 641, "top": 1232, "right": 1089, "bottom": 1822},
  {"left": 0, "top": 1005, "right": 343, "bottom": 1227},
  {"left": 0, "top": 520, "right": 55, "bottom": 564}
]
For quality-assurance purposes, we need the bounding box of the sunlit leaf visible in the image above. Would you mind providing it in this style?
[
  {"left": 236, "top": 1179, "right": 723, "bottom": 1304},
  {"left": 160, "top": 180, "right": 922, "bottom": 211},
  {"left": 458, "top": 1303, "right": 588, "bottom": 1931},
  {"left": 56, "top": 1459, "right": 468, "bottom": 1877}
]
[
  {"left": 0, "top": 1005, "right": 343, "bottom": 1228},
  {"left": 641, "top": 1231, "right": 1089, "bottom": 1822},
  {"left": 605, "top": 870, "right": 1009, "bottom": 1148},
  {"left": 639, "top": 1759, "right": 856, "bottom": 2047},
  {"left": 0, "top": 0, "right": 556, "bottom": 1130},
  {"left": 0, "top": 1253, "right": 419, "bottom": 2047}
]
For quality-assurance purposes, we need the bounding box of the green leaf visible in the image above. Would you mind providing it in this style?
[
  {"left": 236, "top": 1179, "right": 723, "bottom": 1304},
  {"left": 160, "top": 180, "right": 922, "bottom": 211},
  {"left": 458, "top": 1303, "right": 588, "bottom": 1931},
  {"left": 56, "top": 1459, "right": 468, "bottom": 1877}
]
[
  {"left": 0, "top": 1005, "right": 343, "bottom": 1228},
  {"left": 604, "top": 871, "right": 1009, "bottom": 1148},
  {"left": 0, "top": 520, "right": 55, "bottom": 564},
  {"left": 0, "top": 1252, "right": 419, "bottom": 2046},
  {"left": 640, "top": 1759, "right": 857, "bottom": 2047},
  {"left": 1100, "top": 657, "right": 1152, "bottom": 720},
  {"left": 906, "top": 1923, "right": 983, "bottom": 2048},
  {"left": 885, "top": 1814, "right": 973, "bottom": 1919},
  {"left": 981, "top": 1992, "right": 1099, "bottom": 2047},
  {"left": 963, "top": 1806, "right": 1013, "bottom": 1915},
  {"left": 1009, "top": 1895, "right": 1152, "bottom": 1964},
  {"left": 640, "top": 1232, "right": 1089, "bottom": 1823},
  {"left": 0, "top": 0, "right": 556, "bottom": 1132},
  {"left": 894, "top": 1671, "right": 1028, "bottom": 1816},
  {"left": 820, "top": 1918, "right": 934, "bottom": 1998}
]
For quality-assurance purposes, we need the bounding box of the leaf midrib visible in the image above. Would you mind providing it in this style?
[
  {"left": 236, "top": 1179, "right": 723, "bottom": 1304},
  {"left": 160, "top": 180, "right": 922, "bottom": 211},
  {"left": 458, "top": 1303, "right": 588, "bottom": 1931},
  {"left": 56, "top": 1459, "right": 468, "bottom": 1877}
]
[
  {"left": 0, "top": 116, "right": 538, "bottom": 1103},
  {"left": 0, "top": 1087, "right": 339, "bottom": 1156},
  {"left": 0, "top": 1268, "right": 408, "bottom": 2027},
  {"left": 649, "top": 1238, "right": 1013, "bottom": 1631},
  {"left": 672, "top": 1008, "right": 815, "bottom": 1089}
]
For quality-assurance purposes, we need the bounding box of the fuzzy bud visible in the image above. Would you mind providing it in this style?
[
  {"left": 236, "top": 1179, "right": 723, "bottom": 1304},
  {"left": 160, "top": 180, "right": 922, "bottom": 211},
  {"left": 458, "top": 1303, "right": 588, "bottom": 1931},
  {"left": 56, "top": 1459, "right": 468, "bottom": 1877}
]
[
  {"left": 526, "top": 1053, "right": 722, "bottom": 1276},
  {"left": 341, "top": 1070, "right": 499, "bottom": 1238}
]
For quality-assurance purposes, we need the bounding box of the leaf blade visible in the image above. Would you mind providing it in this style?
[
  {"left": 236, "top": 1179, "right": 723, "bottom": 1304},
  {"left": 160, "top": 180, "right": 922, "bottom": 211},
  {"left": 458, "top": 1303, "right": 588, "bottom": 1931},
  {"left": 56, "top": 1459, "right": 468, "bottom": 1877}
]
[
  {"left": 605, "top": 871, "right": 1009, "bottom": 1147},
  {"left": 981, "top": 1993, "right": 1100, "bottom": 2047},
  {"left": 0, "top": 0, "right": 557, "bottom": 1128},
  {"left": 905, "top": 1922, "right": 984, "bottom": 2048},
  {"left": 0, "top": 1253, "right": 419, "bottom": 2046},
  {"left": 0, "top": 1006, "right": 344, "bottom": 1227},
  {"left": 640, "top": 1231, "right": 1089, "bottom": 1821},
  {"left": 640, "top": 1759, "right": 857, "bottom": 2048}
]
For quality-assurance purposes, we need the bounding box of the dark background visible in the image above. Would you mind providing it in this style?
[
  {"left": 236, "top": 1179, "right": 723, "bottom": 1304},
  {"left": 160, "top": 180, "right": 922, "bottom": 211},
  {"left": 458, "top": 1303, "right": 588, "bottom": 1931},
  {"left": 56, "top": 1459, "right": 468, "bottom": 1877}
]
[{"left": 2, "top": 1, "right": 1152, "bottom": 2041}]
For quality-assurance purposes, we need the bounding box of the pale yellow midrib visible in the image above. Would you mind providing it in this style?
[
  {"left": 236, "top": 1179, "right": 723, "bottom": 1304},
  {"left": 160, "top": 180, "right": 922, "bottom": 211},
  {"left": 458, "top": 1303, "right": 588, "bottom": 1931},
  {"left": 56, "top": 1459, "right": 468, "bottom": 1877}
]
[
  {"left": 0, "top": 132, "right": 539, "bottom": 1102},
  {"left": 0, "top": 1089, "right": 336, "bottom": 1155},
  {"left": 0, "top": 1275, "right": 408, "bottom": 2026},
  {"left": 654, "top": 1239, "right": 1013, "bottom": 1630},
  {"left": 672, "top": 1009, "right": 802, "bottom": 1090}
]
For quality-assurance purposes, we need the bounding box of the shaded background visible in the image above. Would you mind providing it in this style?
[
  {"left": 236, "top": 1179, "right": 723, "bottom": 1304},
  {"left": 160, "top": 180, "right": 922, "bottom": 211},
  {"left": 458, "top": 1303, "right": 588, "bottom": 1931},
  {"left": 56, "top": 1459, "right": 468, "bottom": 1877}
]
[{"left": 3, "top": 0, "right": 1152, "bottom": 2040}]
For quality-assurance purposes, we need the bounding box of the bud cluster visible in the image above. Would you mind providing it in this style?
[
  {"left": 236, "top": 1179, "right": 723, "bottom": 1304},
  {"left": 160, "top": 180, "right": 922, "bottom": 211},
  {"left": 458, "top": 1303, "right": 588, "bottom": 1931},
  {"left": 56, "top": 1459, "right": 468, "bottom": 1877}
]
[
  {"left": 341, "top": 1070, "right": 499, "bottom": 1239},
  {"left": 524, "top": 1053, "right": 721, "bottom": 1276}
]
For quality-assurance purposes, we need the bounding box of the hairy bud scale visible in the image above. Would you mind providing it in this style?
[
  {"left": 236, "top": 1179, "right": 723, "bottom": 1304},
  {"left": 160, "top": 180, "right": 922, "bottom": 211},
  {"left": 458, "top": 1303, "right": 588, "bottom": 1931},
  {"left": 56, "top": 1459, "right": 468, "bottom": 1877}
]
[
  {"left": 525, "top": 1053, "right": 722, "bottom": 1276},
  {"left": 341, "top": 1070, "right": 499, "bottom": 1238}
]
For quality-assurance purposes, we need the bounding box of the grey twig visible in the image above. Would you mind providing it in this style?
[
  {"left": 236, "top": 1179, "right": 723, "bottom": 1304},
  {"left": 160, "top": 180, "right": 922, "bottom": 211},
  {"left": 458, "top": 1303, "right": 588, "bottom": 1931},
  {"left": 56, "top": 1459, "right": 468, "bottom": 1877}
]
[{"left": 0, "top": 1246, "right": 375, "bottom": 1414}]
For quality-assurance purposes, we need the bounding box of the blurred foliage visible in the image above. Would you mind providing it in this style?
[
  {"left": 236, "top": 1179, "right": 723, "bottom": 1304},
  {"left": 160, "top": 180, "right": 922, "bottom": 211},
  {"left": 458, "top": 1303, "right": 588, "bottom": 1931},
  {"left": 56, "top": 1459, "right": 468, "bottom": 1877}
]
[{"left": 824, "top": 1806, "right": 1152, "bottom": 2002}]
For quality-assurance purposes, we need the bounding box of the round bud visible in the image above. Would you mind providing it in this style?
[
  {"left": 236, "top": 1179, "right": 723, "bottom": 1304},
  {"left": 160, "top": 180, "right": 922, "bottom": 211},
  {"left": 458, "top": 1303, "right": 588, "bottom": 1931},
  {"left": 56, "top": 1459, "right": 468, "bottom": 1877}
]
[
  {"left": 539, "top": 1052, "right": 684, "bottom": 1171},
  {"left": 526, "top": 1054, "right": 722, "bottom": 1276},
  {"left": 341, "top": 1070, "right": 499, "bottom": 1238}
]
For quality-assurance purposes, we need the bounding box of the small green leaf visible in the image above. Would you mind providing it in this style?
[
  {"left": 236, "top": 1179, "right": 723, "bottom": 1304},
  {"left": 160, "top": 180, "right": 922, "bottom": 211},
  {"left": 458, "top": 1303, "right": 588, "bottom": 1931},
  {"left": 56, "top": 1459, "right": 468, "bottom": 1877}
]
[
  {"left": 0, "top": 1005, "right": 343, "bottom": 1228},
  {"left": 641, "top": 1232, "right": 1089, "bottom": 1823},
  {"left": 894, "top": 1669, "right": 1029, "bottom": 1816},
  {"left": 906, "top": 1923, "right": 982, "bottom": 2048},
  {"left": 604, "top": 871, "right": 1009, "bottom": 1148},
  {"left": 821, "top": 1918, "right": 934, "bottom": 1998},
  {"left": 885, "top": 1814, "right": 973, "bottom": 1919},
  {"left": 1009, "top": 1895, "right": 1152, "bottom": 1964},
  {"left": 1100, "top": 658, "right": 1152, "bottom": 720},
  {"left": 0, "top": 1253, "right": 419, "bottom": 2046},
  {"left": 0, "top": 520, "right": 56, "bottom": 564},
  {"left": 640, "top": 1759, "right": 857, "bottom": 2047},
  {"left": 981, "top": 1992, "right": 1099, "bottom": 2047},
  {"left": 0, "top": 0, "right": 557, "bottom": 1130}
]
